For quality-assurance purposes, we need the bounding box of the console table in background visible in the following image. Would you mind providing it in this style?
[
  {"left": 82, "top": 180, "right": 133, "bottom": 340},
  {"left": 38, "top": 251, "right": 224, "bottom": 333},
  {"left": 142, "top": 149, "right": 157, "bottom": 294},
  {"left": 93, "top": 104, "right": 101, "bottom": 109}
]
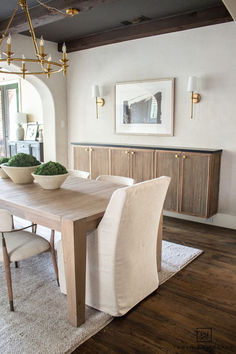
[
  {"left": 72, "top": 143, "right": 222, "bottom": 219},
  {"left": 8, "top": 140, "right": 44, "bottom": 162}
]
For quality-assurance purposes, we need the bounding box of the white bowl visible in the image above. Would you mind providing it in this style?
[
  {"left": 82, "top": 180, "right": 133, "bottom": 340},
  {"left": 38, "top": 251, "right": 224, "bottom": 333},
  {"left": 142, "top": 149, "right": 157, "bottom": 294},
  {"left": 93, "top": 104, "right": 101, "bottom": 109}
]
[
  {"left": 1, "top": 164, "right": 39, "bottom": 184},
  {"left": 0, "top": 166, "right": 9, "bottom": 179},
  {"left": 32, "top": 173, "right": 69, "bottom": 190}
]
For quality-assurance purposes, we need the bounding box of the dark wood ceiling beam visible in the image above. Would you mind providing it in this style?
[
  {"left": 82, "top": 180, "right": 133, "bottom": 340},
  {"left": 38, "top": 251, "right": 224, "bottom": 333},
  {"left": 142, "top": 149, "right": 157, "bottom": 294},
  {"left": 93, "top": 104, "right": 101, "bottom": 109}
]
[
  {"left": 222, "top": 0, "right": 236, "bottom": 21},
  {"left": 59, "top": 4, "right": 232, "bottom": 53},
  {"left": 0, "top": 0, "right": 117, "bottom": 35}
]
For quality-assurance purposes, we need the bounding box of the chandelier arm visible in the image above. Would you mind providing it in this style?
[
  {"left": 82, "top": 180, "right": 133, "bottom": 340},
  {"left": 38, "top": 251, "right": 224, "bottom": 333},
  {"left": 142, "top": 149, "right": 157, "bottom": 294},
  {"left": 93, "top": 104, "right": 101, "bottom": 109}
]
[
  {"left": 21, "top": 1, "right": 49, "bottom": 73},
  {"left": 20, "top": 1, "right": 40, "bottom": 57},
  {"left": 0, "top": 0, "right": 68, "bottom": 78},
  {"left": 0, "top": 57, "right": 64, "bottom": 67},
  {"left": 0, "top": 68, "right": 63, "bottom": 75},
  {"left": 0, "top": 3, "right": 19, "bottom": 47}
]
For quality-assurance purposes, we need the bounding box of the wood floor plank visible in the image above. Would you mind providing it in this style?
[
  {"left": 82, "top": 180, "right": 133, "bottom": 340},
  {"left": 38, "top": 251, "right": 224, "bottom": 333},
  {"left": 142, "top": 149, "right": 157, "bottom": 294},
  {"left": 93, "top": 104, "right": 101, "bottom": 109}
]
[{"left": 73, "top": 217, "right": 236, "bottom": 353}]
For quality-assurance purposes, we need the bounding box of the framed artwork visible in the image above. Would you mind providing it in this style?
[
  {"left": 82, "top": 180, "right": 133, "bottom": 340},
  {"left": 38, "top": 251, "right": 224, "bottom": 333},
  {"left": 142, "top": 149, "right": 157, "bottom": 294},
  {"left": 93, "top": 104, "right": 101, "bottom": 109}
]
[
  {"left": 115, "top": 78, "right": 174, "bottom": 136},
  {"left": 25, "top": 123, "right": 38, "bottom": 141}
]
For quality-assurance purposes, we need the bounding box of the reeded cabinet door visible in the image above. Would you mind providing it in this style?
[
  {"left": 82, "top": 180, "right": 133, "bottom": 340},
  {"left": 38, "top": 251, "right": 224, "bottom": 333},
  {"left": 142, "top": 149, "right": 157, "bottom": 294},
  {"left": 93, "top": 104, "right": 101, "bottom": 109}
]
[
  {"left": 73, "top": 146, "right": 90, "bottom": 172},
  {"left": 156, "top": 150, "right": 180, "bottom": 212},
  {"left": 110, "top": 148, "right": 130, "bottom": 177},
  {"left": 90, "top": 147, "right": 109, "bottom": 179},
  {"left": 130, "top": 149, "right": 154, "bottom": 182},
  {"left": 180, "top": 153, "right": 209, "bottom": 217}
]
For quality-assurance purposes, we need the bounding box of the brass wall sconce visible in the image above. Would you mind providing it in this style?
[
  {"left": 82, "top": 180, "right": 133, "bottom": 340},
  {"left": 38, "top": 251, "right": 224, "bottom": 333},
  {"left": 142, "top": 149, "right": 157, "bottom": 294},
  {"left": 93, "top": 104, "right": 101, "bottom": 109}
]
[
  {"left": 92, "top": 85, "right": 105, "bottom": 119},
  {"left": 187, "top": 76, "right": 201, "bottom": 119}
]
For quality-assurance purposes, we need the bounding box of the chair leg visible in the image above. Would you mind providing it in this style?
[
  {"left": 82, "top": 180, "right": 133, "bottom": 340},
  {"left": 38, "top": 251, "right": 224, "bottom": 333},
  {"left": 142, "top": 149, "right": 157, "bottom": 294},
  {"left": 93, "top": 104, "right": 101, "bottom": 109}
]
[
  {"left": 49, "top": 230, "right": 59, "bottom": 286},
  {"left": 2, "top": 236, "right": 14, "bottom": 311},
  {"left": 11, "top": 216, "right": 15, "bottom": 230},
  {"left": 32, "top": 224, "right": 37, "bottom": 233}
]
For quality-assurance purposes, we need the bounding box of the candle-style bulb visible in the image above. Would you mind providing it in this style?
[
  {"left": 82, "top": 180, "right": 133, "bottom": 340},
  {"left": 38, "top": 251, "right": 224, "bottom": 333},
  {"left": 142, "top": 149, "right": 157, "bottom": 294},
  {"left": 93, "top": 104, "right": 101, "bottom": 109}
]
[
  {"left": 48, "top": 54, "right": 52, "bottom": 62},
  {"left": 62, "top": 42, "right": 67, "bottom": 53},
  {"left": 7, "top": 34, "right": 11, "bottom": 45},
  {"left": 22, "top": 55, "right": 25, "bottom": 64},
  {"left": 40, "top": 36, "right": 44, "bottom": 47}
]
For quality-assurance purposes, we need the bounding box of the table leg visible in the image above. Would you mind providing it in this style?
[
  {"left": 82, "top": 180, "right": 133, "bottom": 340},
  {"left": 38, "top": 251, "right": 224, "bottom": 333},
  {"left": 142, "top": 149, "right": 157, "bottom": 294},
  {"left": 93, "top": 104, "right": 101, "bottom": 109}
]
[
  {"left": 157, "top": 210, "right": 163, "bottom": 272},
  {"left": 62, "top": 218, "right": 87, "bottom": 327}
]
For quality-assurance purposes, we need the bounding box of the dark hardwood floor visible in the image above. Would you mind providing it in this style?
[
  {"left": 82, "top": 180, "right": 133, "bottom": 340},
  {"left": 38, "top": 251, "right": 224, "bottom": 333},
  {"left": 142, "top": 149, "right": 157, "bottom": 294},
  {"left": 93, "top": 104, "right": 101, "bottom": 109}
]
[{"left": 73, "top": 217, "right": 236, "bottom": 354}]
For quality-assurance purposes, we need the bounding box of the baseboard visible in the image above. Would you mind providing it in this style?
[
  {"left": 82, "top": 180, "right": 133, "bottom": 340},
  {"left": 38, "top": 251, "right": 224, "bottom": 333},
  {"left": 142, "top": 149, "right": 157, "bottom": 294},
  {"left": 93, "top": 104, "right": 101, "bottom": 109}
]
[{"left": 163, "top": 211, "right": 236, "bottom": 230}]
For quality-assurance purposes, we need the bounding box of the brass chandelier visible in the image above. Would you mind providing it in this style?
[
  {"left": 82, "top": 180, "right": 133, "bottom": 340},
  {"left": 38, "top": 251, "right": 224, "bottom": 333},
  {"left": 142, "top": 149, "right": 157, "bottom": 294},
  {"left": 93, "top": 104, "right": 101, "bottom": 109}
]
[{"left": 0, "top": 0, "right": 68, "bottom": 78}]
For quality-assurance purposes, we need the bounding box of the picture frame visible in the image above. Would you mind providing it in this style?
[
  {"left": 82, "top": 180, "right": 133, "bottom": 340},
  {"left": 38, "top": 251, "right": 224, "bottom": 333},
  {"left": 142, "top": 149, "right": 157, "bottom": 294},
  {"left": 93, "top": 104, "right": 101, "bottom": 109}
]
[
  {"left": 115, "top": 78, "right": 174, "bottom": 136},
  {"left": 25, "top": 123, "right": 38, "bottom": 141}
]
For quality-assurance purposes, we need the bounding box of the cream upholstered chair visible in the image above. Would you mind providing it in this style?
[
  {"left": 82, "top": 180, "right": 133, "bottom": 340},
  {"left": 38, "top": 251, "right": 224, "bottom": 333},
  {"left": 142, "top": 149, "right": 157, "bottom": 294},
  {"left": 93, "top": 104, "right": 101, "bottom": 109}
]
[
  {"left": 96, "top": 175, "right": 135, "bottom": 186},
  {"left": 69, "top": 169, "right": 90, "bottom": 179},
  {"left": 0, "top": 209, "right": 58, "bottom": 311},
  {"left": 57, "top": 176, "right": 170, "bottom": 316}
]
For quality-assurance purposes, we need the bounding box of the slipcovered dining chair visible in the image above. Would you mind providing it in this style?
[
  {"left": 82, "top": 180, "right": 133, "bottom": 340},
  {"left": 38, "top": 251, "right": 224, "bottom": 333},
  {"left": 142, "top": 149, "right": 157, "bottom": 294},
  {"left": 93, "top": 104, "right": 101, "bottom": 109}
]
[
  {"left": 57, "top": 176, "right": 170, "bottom": 316},
  {"left": 69, "top": 169, "right": 90, "bottom": 179},
  {"left": 96, "top": 174, "right": 135, "bottom": 186},
  {"left": 0, "top": 209, "right": 58, "bottom": 311}
]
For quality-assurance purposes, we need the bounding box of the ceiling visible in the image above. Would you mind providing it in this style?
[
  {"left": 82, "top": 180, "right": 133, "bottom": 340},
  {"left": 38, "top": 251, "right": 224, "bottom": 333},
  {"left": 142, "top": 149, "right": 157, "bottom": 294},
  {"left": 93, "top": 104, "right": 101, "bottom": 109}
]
[
  {"left": 0, "top": 0, "right": 232, "bottom": 52},
  {"left": 0, "top": 0, "right": 38, "bottom": 21},
  {"left": 23, "top": 0, "right": 222, "bottom": 42}
]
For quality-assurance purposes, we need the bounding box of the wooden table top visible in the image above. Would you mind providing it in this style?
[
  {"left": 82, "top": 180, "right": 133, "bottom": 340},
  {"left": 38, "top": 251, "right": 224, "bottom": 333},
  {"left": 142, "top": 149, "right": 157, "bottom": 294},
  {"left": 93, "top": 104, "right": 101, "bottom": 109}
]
[{"left": 0, "top": 177, "right": 120, "bottom": 231}]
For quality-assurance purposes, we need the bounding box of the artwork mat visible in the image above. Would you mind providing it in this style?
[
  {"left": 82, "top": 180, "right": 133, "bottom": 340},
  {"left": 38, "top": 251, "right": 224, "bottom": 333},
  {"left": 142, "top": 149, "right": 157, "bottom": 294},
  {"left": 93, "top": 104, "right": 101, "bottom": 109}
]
[
  {"left": 115, "top": 78, "right": 175, "bottom": 136},
  {"left": 25, "top": 122, "right": 38, "bottom": 141}
]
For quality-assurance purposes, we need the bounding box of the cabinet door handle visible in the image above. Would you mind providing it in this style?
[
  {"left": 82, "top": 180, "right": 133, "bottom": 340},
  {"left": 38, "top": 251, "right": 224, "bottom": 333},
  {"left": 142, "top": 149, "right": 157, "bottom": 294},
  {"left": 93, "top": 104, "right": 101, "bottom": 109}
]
[
  {"left": 131, "top": 151, "right": 135, "bottom": 155},
  {"left": 125, "top": 151, "right": 129, "bottom": 154},
  {"left": 183, "top": 155, "right": 187, "bottom": 159},
  {"left": 85, "top": 148, "right": 89, "bottom": 151},
  {"left": 90, "top": 148, "right": 94, "bottom": 152},
  {"left": 175, "top": 154, "right": 179, "bottom": 158}
]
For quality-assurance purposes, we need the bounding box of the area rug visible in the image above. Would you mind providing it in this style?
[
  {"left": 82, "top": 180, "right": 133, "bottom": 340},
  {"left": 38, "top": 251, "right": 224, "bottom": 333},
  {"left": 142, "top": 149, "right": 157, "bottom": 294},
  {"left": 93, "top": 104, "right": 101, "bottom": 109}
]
[
  {"left": 0, "top": 222, "right": 203, "bottom": 354},
  {"left": 159, "top": 241, "right": 203, "bottom": 285}
]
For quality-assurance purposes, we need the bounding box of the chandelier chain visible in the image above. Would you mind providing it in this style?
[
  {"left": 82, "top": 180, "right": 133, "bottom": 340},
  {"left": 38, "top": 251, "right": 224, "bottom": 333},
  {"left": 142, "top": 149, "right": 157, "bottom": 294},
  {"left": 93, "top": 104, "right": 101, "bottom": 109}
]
[{"left": 35, "top": 0, "right": 73, "bottom": 17}]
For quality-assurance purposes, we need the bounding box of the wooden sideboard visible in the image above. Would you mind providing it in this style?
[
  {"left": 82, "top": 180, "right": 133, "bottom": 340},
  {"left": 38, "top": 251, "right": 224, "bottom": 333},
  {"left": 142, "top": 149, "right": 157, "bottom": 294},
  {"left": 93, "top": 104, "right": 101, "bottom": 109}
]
[{"left": 72, "top": 143, "right": 222, "bottom": 218}]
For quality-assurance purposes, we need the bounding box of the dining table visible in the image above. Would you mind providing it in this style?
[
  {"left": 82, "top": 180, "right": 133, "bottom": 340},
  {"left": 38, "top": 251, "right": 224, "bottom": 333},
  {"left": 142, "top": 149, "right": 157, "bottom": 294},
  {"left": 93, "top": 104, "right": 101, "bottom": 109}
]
[{"left": 0, "top": 176, "right": 163, "bottom": 327}]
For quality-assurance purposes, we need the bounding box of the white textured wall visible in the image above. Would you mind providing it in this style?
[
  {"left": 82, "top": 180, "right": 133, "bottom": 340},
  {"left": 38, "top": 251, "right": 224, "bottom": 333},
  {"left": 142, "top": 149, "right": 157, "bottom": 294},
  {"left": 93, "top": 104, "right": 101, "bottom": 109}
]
[
  {"left": 21, "top": 79, "right": 43, "bottom": 123},
  {"left": 67, "top": 22, "right": 236, "bottom": 228}
]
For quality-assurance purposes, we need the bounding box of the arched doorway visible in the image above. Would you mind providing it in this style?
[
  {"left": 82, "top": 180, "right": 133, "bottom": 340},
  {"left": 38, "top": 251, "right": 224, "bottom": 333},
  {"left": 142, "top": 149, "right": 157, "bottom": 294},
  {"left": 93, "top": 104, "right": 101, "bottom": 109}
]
[{"left": 0, "top": 63, "right": 56, "bottom": 162}]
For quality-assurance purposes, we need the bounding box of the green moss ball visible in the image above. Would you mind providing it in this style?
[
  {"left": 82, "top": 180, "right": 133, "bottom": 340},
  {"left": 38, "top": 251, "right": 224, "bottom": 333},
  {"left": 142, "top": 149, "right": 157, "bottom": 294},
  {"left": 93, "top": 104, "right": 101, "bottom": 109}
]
[
  {"left": 34, "top": 161, "right": 68, "bottom": 175},
  {"left": 7, "top": 153, "right": 40, "bottom": 167},
  {"left": 0, "top": 157, "right": 9, "bottom": 165}
]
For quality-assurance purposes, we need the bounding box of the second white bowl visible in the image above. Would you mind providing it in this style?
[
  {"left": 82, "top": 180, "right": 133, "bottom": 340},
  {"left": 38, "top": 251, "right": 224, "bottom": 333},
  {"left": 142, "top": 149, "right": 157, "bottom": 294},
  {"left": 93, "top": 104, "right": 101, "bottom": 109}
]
[{"left": 32, "top": 173, "right": 69, "bottom": 190}]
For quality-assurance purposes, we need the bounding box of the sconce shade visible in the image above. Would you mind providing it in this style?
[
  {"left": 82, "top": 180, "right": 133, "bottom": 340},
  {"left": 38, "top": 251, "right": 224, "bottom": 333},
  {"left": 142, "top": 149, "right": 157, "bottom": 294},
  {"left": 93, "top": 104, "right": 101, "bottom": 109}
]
[
  {"left": 92, "top": 85, "right": 101, "bottom": 98},
  {"left": 187, "top": 76, "right": 197, "bottom": 92},
  {"left": 15, "top": 112, "right": 27, "bottom": 124}
]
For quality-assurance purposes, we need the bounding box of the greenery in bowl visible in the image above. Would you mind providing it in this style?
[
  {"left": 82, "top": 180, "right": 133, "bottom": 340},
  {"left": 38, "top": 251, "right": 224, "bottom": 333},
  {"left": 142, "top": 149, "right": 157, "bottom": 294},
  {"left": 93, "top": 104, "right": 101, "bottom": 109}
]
[
  {"left": 0, "top": 157, "right": 9, "bottom": 165},
  {"left": 7, "top": 153, "right": 40, "bottom": 167},
  {"left": 34, "top": 161, "right": 68, "bottom": 176}
]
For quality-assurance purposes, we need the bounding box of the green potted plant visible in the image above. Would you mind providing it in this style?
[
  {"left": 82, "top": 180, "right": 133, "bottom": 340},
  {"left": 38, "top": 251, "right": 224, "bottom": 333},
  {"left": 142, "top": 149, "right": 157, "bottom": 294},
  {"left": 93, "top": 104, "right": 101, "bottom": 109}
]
[
  {"left": 32, "top": 161, "right": 69, "bottom": 189},
  {"left": 1, "top": 153, "right": 41, "bottom": 184},
  {"left": 0, "top": 157, "right": 10, "bottom": 179}
]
